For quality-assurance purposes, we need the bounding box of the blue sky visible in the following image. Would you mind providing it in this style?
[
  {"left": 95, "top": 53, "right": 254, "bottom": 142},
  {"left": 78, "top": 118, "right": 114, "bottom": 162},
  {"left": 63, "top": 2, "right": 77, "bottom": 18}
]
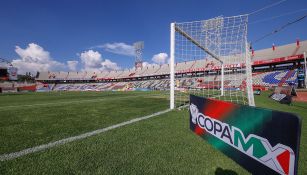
[{"left": 0, "top": 0, "right": 306, "bottom": 73}]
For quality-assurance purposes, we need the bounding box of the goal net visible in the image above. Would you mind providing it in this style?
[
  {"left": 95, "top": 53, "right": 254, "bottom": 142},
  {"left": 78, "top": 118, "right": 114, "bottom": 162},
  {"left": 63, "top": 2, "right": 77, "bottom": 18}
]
[{"left": 170, "top": 15, "right": 255, "bottom": 109}]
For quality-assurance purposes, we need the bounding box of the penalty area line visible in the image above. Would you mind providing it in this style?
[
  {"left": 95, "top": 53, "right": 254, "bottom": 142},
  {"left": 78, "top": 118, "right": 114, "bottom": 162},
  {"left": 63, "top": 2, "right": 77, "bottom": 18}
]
[{"left": 0, "top": 108, "right": 172, "bottom": 162}]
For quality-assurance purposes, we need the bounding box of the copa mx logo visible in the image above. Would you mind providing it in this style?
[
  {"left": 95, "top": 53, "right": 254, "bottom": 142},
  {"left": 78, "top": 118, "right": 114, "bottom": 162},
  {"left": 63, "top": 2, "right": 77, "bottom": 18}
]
[{"left": 190, "top": 103, "right": 295, "bottom": 175}]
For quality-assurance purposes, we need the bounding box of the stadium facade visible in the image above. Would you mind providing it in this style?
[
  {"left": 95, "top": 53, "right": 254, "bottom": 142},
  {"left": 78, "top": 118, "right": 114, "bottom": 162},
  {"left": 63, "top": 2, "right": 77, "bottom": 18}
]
[{"left": 33, "top": 40, "right": 307, "bottom": 92}]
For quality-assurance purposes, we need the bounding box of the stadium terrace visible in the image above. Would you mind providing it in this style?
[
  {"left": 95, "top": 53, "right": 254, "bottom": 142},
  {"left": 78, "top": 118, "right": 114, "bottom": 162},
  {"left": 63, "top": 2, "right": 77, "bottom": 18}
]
[{"left": 29, "top": 40, "right": 306, "bottom": 93}]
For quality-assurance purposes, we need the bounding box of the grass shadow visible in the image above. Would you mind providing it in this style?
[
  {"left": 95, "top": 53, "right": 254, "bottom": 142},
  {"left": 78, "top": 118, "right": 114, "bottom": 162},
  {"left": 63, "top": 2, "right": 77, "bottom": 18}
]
[{"left": 215, "top": 167, "right": 238, "bottom": 175}]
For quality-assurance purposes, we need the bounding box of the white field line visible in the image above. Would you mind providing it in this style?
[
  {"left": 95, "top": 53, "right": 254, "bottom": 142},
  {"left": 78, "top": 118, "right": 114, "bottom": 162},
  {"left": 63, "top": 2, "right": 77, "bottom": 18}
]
[
  {"left": 0, "top": 94, "right": 163, "bottom": 111},
  {"left": 178, "top": 104, "right": 189, "bottom": 110},
  {"left": 0, "top": 108, "right": 172, "bottom": 161}
]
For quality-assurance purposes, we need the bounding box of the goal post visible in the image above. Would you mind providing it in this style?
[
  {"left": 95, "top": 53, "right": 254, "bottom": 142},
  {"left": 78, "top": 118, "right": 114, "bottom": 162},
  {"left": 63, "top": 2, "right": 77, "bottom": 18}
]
[
  {"left": 170, "top": 15, "right": 255, "bottom": 109},
  {"left": 170, "top": 23, "right": 175, "bottom": 109}
]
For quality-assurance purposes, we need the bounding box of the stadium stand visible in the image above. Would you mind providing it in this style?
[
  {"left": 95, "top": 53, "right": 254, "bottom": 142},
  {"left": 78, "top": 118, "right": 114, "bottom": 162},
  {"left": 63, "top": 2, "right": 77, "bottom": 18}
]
[
  {"left": 96, "top": 71, "right": 108, "bottom": 80},
  {"left": 252, "top": 69, "right": 297, "bottom": 87},
  {"left": 176, "top": 61, "right": 195, "bottom": 73},
  {"left": 67, "top": 72, "right": 86, "bottom": 80},
  {"left": 141, "top": 65, "right": 160, "bottom": 76},
  {"left": 83, "top": 71, "right": 96, "bottom": 80},
  {"left": 34, "top": 40, "right": 306, "bottom": 91},
  {"left": 156, "top": 64, "right": 170, "bottom": 75},
  {"left": 117, "top": 69, "right": 133, "bottom": 79},
  {"left": 191, "top": 60, "right": 206, "bottom": 71},
  {"left": 36, "top": 72, "right": 49, "bottom": 81}
]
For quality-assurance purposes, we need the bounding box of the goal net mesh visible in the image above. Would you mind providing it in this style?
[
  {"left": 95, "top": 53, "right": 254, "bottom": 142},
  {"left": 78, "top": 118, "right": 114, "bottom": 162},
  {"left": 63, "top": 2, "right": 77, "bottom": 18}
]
[{"left": 173, "top": 15, "right": 254, "bottom": 107}]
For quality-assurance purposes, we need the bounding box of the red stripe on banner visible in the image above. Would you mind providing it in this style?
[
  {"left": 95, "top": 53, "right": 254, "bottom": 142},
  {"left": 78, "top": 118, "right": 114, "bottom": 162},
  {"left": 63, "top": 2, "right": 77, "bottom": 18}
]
[
  {"left": 277, "top": 150, "right": 290, "bottom": 175},
  {"left": 194, "top": 125, "right": 205, "bottom": 136},
  {"left": 202, "top": 99, "right": 237, "bottom": 120}
]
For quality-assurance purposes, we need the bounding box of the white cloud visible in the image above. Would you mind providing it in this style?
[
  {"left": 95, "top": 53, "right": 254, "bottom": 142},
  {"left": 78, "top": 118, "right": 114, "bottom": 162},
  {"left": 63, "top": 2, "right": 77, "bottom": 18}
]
[
  {"left": 94, "top": 42, "right": 135, "bottom": 56},
  {"left": 15, "top": 43, "right": 50, "bottom": 63},
  {"left": 80, "top": 50, "right": 102, "bottom": 69},
  {"left": 67, "top": 61, "right": 78, "bottom": 71},
  {"left": 152, "top": 52, "right": 169, "bottom": 64},
  {"left": 12, "top": 43, "right": 65, "bottom": 74},
  {"left": 10, "top": 43, "right": 120, "bottom": 75},
  {"left": 80, "top": 50, "right": 120, "bottom": 71},
  {"left": 101, "top": 59, "right": 120, "bottom": 70}
]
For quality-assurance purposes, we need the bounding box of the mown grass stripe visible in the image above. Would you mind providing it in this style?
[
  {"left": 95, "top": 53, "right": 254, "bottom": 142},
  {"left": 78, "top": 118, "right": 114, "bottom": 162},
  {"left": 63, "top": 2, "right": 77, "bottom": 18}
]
[{"left": 0, "top": 108, "right": 171, "bottom": 161}]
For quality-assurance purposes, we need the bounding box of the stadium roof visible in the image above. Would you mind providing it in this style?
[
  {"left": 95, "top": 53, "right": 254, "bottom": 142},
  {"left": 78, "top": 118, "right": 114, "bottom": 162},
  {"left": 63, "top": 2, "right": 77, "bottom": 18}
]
[{"left": 252, "top": 40, "right": 307, "bottom": 61}]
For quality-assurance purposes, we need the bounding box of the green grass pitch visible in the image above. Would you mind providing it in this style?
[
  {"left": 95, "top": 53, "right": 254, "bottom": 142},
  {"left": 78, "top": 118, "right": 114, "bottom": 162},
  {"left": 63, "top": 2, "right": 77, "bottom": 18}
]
[{"left": 0, "top": 91, "right": 306, "bottom": 174}]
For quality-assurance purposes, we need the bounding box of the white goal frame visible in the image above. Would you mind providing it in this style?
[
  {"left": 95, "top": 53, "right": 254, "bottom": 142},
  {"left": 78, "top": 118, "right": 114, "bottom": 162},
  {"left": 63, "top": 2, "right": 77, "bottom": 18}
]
[{"left": 169, "top": 16, "right": 255, "bottom": 109}]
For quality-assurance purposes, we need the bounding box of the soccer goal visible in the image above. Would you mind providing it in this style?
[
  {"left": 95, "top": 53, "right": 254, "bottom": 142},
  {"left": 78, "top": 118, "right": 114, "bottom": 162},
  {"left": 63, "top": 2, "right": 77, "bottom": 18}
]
[{"left": 170, "top": 15, "right": 255, "bottom": 109}]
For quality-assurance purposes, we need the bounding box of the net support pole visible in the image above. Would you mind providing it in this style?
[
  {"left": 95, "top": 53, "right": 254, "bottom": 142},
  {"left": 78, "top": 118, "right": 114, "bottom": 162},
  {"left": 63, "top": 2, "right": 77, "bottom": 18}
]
[
  {"left": 245, "top": 42, "right": 255, "bottom": 106},
  {"left": 221, "top": 64, "right": 224, "bottom": 96},
  {"left": 304, "top": 52, "right": 307, "bottom": 88},
  {"left": 170, "top": 23, "right": 175, "bottom": 109}
]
